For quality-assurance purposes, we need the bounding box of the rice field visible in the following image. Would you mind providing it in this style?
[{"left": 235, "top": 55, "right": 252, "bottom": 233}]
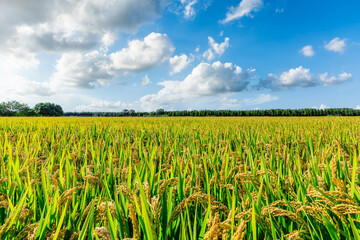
[{"left": 0, "top": 117, "right": 360, "bottom": 239}]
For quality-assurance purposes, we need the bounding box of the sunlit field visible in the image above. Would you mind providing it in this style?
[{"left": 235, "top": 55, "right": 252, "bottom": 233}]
[{"left": 0, "top": 117, "right": 360, "bottom": 239}]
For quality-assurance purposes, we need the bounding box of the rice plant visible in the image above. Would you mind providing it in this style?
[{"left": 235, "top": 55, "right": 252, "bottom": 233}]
[{"left": 0, "top": 117, "right": 359, "bottom": 239}]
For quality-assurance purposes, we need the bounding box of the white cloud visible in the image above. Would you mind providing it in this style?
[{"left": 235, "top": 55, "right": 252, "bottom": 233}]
[
  {"left": 220, "top": 94, "right": 278, "bottom": 109},
  {"left": 301, "top": 45, "right": 315, "bottom": 57},
  {"left": 242, "top": 94, "right": 278, "bottom": 105},
  {"left": 181, "top": 0, "right": 198, "bottom": 18},
  {"left": 17, "top": 81, "right": 55, "bottom": 96},
  {"left": 52, "top": 33, "right": 174, "bottom": 89},
  {"left": 319, "top": 104, "right": 328, "bottom": 110},
  {"left": 0, "top": 0, "right": 167, "bottom": 67},
  {"left": 101, "top": 32, "right": 117, "bottom": 52},
  {"left": 312, "top": 104, "right": 329, "bottom": 110},
  {"left": 171, "top": 0, "right": 212, "bottom": 19},
  {"left": 52, "top": 51, "right": 115, "bottom": 89},
  {"left": 0, "top": 50, "right": 39, "bottom": 71},
  {"left": 13, "top": 24, "right": 98, "bottom": 53},
  {"left": 275, "top": 8, "right": 284, "bottom": 13},
  {"left": 257, "top": 66, "right": 352, "bottom": 90},
  {"left": 110, "top": 33, "right": 174, "bottom": 72},
  {"left": 319, "top": 72, "right": 352, "bottom": 86},
  {"left": 141, "top": 75, "right": 152, "bottom": 85},
  {"left": 221, "top": 0, "right": 263, "bottom": 24},
  {"left": 203, "top": 37, "right": 230, "bottom": 61},
  {"left": 0, "top": 79, "right": 100, "bottom": 111},
  {"left": 220, "top": 97, "right": 239, "bottom": 108},
  {"left": 75, "top": 99, "right": 134, "bottom": 112},
  {"left": 0, "top": 74, "right": 97, "bottom": 110},
  {"left": 324, "top": 37, "right": 346, "bottom": 53},
  {"left": 0, "top": 72, "right": 55, "bottom": 97},
  {"left": 356, "top": 105, "right": 360, "bottom": 110},
  {"left": 140, "top": 61, "right": 255, "bottom": 110},
  {"left": 276, "top": 66, "right": 314, "bottom": 88},
  {"left": 169, "top": 54, "right": 193, "bottom": 74}
]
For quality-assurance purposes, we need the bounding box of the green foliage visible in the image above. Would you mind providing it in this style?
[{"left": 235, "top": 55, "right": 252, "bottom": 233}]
[
  {"left": 34, "top": 102, "right": 64, "bottom": 116},
  {"left": 0, "top": 101, "right": 29, "bottom": 116},
  {"left": 156, "top": 108, "right": 165, "bottom": 115},
  {"left": 16, "top": 107, "right": 40, "bottom": 116},
  {"left": 64, "top": 108, "right": 360, "bottom": 117}
]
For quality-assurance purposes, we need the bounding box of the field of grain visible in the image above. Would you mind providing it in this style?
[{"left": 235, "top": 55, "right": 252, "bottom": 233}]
[{"left": 0, "top": 117, "right": 359, "bottom": 239}]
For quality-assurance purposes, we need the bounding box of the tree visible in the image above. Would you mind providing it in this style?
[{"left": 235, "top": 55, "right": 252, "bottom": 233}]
[
  {"left": 122, "top": 109, "right": 129, "bottom": 116},
  {"left": 156, "top": 108, "right": 165, "bottom": 116},
  {"left": 34, "top": 103, "right": 64, "bottom": 116},
  {"left": 16, "top": 107, "right": 40, "bottom": 116},
  {"left": 0, "top": 101, "right": 29, "bottom": 116},
  {"left": 129, "top": 109, "right": 136, "bottom": 116},
  {"left": 0, "top": 103, "right": 11, "bottom": 116}
]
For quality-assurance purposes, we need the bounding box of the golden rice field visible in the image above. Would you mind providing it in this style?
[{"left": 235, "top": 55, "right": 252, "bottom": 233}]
[{"left": 0, "top": 117, "right": 360, "bottom": 240}]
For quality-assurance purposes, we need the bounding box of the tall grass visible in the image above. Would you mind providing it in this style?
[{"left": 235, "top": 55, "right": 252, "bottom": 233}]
[{"left": 0, "top": 117, "right": 359, "bottom": 239}]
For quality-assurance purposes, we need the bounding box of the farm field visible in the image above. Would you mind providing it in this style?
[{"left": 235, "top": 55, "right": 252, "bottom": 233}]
[{"left": 0, "top": 117, "right": 360, "bottom": 240}]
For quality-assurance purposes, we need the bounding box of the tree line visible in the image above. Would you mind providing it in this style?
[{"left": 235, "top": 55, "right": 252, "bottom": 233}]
[
  {"left": 65, "top": 108, "right": 360, "bottom": 117},
  {"left": 0, "top": 101, "right": 63, "bottom": 116},
  {"left": 2, "top": 101, "right": 360, "bottom": 117}
]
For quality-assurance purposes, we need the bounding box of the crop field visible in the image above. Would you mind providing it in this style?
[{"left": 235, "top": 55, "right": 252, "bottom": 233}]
[{"left": 0, "top": 117, "right": 360, "bottom": 240}]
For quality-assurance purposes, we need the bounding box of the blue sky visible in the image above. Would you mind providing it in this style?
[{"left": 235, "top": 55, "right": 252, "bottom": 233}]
[{"left": 0, "top": 0, "right": 359, "bottom": 111}]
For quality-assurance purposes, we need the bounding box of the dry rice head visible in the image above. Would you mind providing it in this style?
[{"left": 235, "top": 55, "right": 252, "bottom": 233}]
[
  {"left": 93, "top": 227, "right": 111, "bottom": 240},
  {"left": 231, "top": 220, "right": 247, "bottom": 240},
  {"left": 127, "top": 203, "right": 140, "bottom": 240}
]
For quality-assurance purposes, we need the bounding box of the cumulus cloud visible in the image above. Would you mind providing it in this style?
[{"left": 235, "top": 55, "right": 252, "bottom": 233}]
[
  {"left": 140, "top": 61, "right": 255, "bottom": 110},
  {"left": 301, "top": 45, "right": 315, "bottom": 57},
  {"left": 356, "top": 105, "right": 360, "bottom": 110},
  {"left": 221, "top": 0, "right": 263, "bottom": 24},
  {"left": 0, "top": 0, "right": 168, "bottom": 67},
  {"left": 52, "top": 33, "right": 174, "bottom": 89},
  {"left": 14, "top": 24, "right": 99, "bottom": 53},
  {"left": 220, "top": 94, "right": 278, "bottom": 109},
  {"left": 260, "top": 66, "right": 315, "bottom": 89},
  {"left": 52, "top": 51, "right": 115, "bottom": 89},
  {"left": 75, "top": 99, "right": 134, "bottom": 112},
  {"left": 318, "top": 72, "right": 352, "bottom": 86},
  {"left": 203, "top": 37, "right": 230, "bottom": 61},
  {"left": 110, "top": 33, "right": 174, "bottom": 72},
  {"left": 257, "top": 66, "right": 352, "bottom": 90},
  {"left": 169, "top": 54, "right": 193, "bottom": 74},
  {"left": 324, "top": 37, "right": 346, "bottom": 53}
]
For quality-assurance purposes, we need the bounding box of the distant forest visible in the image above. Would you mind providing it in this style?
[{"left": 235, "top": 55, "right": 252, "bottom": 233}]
[
  {"left": 64, "top": 108, "right": 360, "bottom": 117},
  {"left": 1, "top": 101, "right": 360, "bottom": 117}
]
